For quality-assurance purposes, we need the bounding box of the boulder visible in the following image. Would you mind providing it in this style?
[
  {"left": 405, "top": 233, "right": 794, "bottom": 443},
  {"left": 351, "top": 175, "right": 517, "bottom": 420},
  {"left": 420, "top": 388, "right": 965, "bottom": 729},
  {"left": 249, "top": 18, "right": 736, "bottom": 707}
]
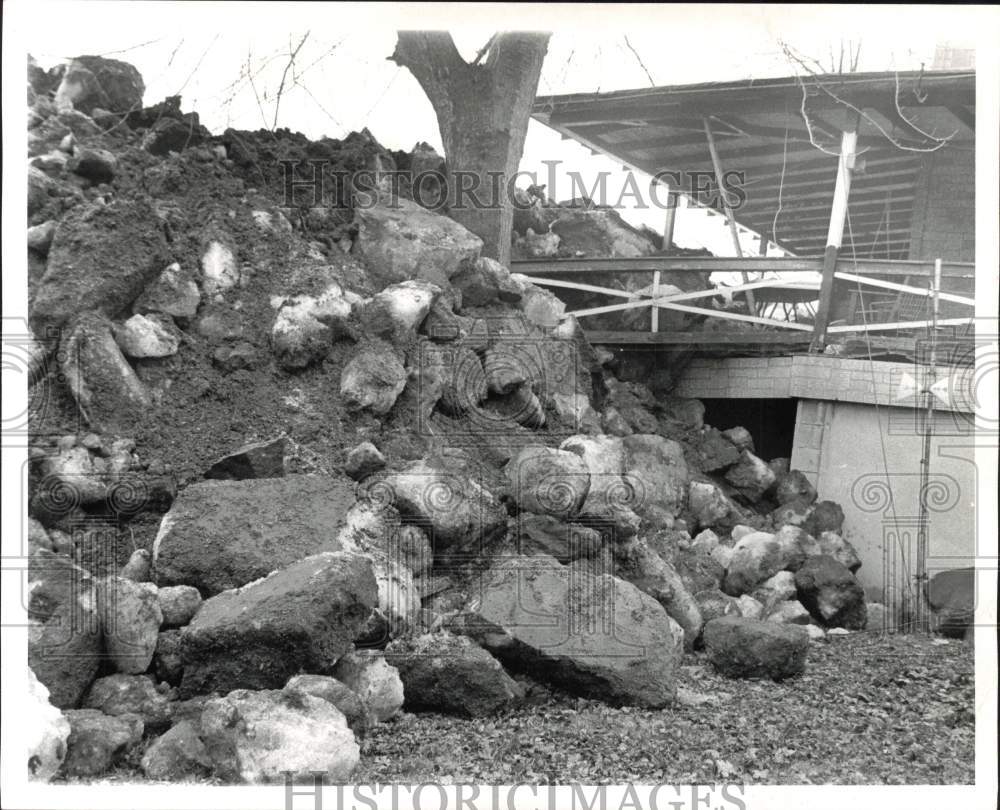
[
  {"left": 157, "top": 585, "right": 202, "bottom": 627},
  {"left": 687, "top": 478, "right": 742, "bottom": 532},
  {"left": 153, "top": 474, "right": 356, "bottom": 596},
  {"left": 615, "top": 539, "right": 703, "bottom": 649},
  {"left": 200, "top": 689, "right": 359, "bottom": 783},
  {"left": 31, "top": 199, "right": 170, "bottom": 333},
  {"left": 926, "top": 568, "right": 975, "bottom": 638},
  {"left": 765, "top": 600, "right": 812, "bottom": 625},
  {"left": 817, "top": 531, "right": 862, "bottom": 573},
  {"left": 452, "top": 256, "right": 524, "bottom": 307},
  {"left": 141, "top": 720, "right": 212, "bottom": 780},
  {"left": 340, "top": 340, "right": 407, "bottom": 415},
  {"left": 61, "top": 709, "right": 143, "bottom": 777},
  {"left": 133, "top": 262, "right": 200, "bottom": 319},
  {"left": 393, "top": 524, "right": 434, "bottom": 577},
  {"left": 771, "top": 497, "right": 814, "bottom": 530},
  {"left": 27, "top": 670, "right": 71, "bottom": 781},
  {"left": 114, "top": 313, "right": 179, "bottom": 358},
  {"left": 774, "top": 525, "right": 820, "bottom": 572},
  {"left": 68, "top": 147, "right": 117, "bottom": 184},
  {"left": 686, "top": 428, "right": 740, "bottom": 474},
  {"left": 283, "top": 674, "right": 371, "bottom": 737},
  {"left": 60, "top": 313, "right": 153, "bottom": 432},
  {"left": 803, "top": 500, "right": 845, "bottom": 535},
  {"left": 794, "top": 555, "right": 867, "bottom": 630},
  {"left": 691, "top": 529, "right": 720, "bottom": 554},
  {"left": 343, "top": 441, "right": 386, "bottom": 481},
  {"left": 382, "top": 457, "right": 507, "bottom": 554},
  {"left": 29, "top": 578, "right": 103, "bottom": 708},
  {"left": 723, "top": 532, "right": 783, "bottom": 596},
  {"left": 153, "top": 630, "right": 184, "bottom": 685},
  {"left": 461, "top": 555, "right": 684, "bottom": 708},
  {"left": 53, "top": 55, "right": 144, "bottom": 115},
  {"left": 721, "top": 426, "right": 755, "bottom": 453},
  {"left": 622, "top": 434, "right": 689, "bottom": 526},
  {"left": 735, "top": 595, "right": 764, "bottom": 620},
  {"left": 513, "top": 513, "right": 603, "bottom": 563},
  {"left": 804, "top": 624, "right": 826, "bottom": 642},
  {"left": 83, "top": 674, "right": 173, "bottom": 731},
  {"left": 330, "top": 650, "right": 404, "bottom": 722},
  {"left": 504, "top": 445, "right": 590, "bottom": 519},
  {"left": 143, "top": 117, "right": 205, "bottom": 156},
  {"left": 362, "top": 279, "right": 438, "bottom": 338},
  {"left": 200, "top": 239, "right": 240, "bottom": 297},
  {"left": 28, "top": 549, "right": 95, "bottom": 624},
  {"left": 271, "top": 286, "right": 351, "bottom": 370},
  {"left": 178, "top": 552, "right": 377, "bottom": 697},
  {"left": 28, "top": 220, "right": 57, "bottom": 257},
  {"left": 385, "top": 633, "right": 524, "bottom": 717},
  {"left": 774, "top": 470, "right": 818, "bottom": 506},
  {"left": 98, "top": 577, "right": 162, "bottom": 674},
  {"left": 703, "top": 617, "right": 809, "bottom": 680},
  {"left": 203, "top": 437, "right": 288, "bottom": 481},
  {"left": 560, "top": 435, "right": 640, "bottom": 534},
  {"left": 724, "top": 450, "right": 777, "bottom": 502},
  {"left": 694, "top": 588, "right": 741, "bottom": 624},
  {"left": 751, "top": 570, "right": 798, "bottom": 610},
  {"left": 120, "top": 549, "right": 152, "bottom": 582},
  {"left": 353, "top": 196, "right": 482, "bottom": 288},
  {"left": 518, "top": 284, "right": 566, "bottom": 328}
]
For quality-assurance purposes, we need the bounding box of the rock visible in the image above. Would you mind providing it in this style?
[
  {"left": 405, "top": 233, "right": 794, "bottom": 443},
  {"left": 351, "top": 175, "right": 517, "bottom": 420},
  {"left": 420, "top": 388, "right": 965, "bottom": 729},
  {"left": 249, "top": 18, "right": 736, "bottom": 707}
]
[
  {"left": 724, "top": 450, "right": 777, "bottom": 502},
  {"left": 383, "top": 457, "right": 507, "bottom": 554},
  {"left": 686, "top": 428, "right": 740, "bottom": 473},
  {"left": 393, "top": 524, "right": 434, "bottom": 577},
  {"left": 926, "top": 568, "right": 974, "bottom": 638},
  {"left": 615, "top": 539, "right": 703, "bottom": 649},
  {"left": 362, "top": 279, "right": 438, "bottom": 338},
  {"left": 803, "top": 500, "right": 845, "bottom": 535},
  {"left": 283, "top": 674, "right": 371, "bottom": 737},
  {"left": 766, "top": 600, "right": 812, "bottom": 625},
  {"left": 703, "top": 617, "right": 809, "bottom": 680},
  {"left": 731, "top": 525, "right": 755, "bottom": 542},
  {"left": 751, "top": 570, "right": 798, "bottom": 609},
  {"left": 340, "top": 340, "right": 407, "bottom": 415},
  {"left": 59, "top": 313, "right": 153, "bottom": 432},
  {"left": 141, "top": 720, "right": 212, "bottom": 780},
  {"left": 344, "top": 441, "right": 386, "bottom": 481},
  {"left": 418, "top": 341, "right": 487, "bottom": 416},
  {"left": 691, "top": 529, "right": 720, "bottom": 554},
  {"left": 196, "top": 306, "right": 245, "bottom": 342},
  {"left": 31, "top": 199, "right": 171, "bottom": 333},
  {"left": 804, "top": 624, "right": 826, "bottom": 641},
  {"left": 212, "top": 341, "right": 259, "bottom": 373},
  {"left": 98, "top": 577, "right": 162, "bottom": 674},
  {"left": 518, "top": 284, "right": 566, "bottom": 328},
  {"left": 36, "top": 445, "right": 108, "bottom": 506},
  {"left": 83, "top": 674, "right": 173, "bottom": 731},
  {"left": 514, "top": 513, "right": 603, "bottom": 563},
  {"left": 27, "top": 220, "right": 57, "bottom": 256},
  {"left": 200, "top": 239, "right": 239, "bottom": 298},
  {"left": 114, "top": 313, "right": 180, "bottom": 358},
  {"left": 794, "top": 555, "right": 867, "bottom": 630},
  {"left": 271, "top": 286, "right": 351, "bottom": 370},
  {"left": 203, "top": 437, "right": 288, "bottom": 481},
  {"left": 29, "top": 574, "right": 103, "bottom": 708},
  {"left": 723, "top": 532, "right": 783, "bottom": 596},
  {"left": 817, "top": 531, "right": 862, "bottom": 573},
  {"left": 178, "top": 552, "right": 377, "bottom": 697},
  {"left": 774, "top": 525, "right": 819, "bottom": 572},
  {"left": 559, "top": 435, "right": 640, "bottom": 534},
  {"left": 385, "top": 633, "right": 524, "bottom": 717},
  {"left": 68, "top": 147, "right": 117, "bottom": 183},
  {"left": 133, "top": 263, "right": 201, "bottom": 319},
  {"left": 771, "top": 497, "right": 814, "bottom": 530},
  {"left": 331, "top": 650, "right": 404, "bottom": 722},
  {"left": 53, "top": 55, "right": 144, "bottom": 115},
  {"left": 687, "top": 479, "right": 741, "bottom": 531},
  {"left": 462, "top": 555, "right": 684, "bottom": 708},
  {"left": 119, "top": 549, "right": 152, "bottom": 582},
  {"left": 721, "top": 426, "right": 755, "bottom": 453},
  {"left": 452, "top": 257, "right": 524, "bottom": 307},
  {"left": 154, "top": 630, "right": 184, "bottom": 684},
  {"left": 774, "top": 470, "right": 818, "bottom": 505},
  {"left": 143, "top": 117, "right": 204, "bottom": 155},
  {"left": 827, "top": 627, "right": 851, "bottom": 636},
  {"left": 621, "top": 434, "right": 689, "bottom": 526},
  {"left": 694, "top": 588, "right": 742, "bottom": 624},
  {"left": 483, "top": 342, "right": 534, "bottom": 395},
  {"left": 735, "top": 595, "right": 764, "bottom": 620},
  {"left": 353, "top": 196, "right": 482, "bottom": 287},
  {"left": 27, "top": 669, "right": 71, "bottom": 781},
  {"left": 61, "top": 709, "right": 143, "bottom": 777},
  {"left": 200, "top": 689, "right": 359, "bottom": 783},
  {"left": 710, "top": 544, "right": 734, "bottom": 569},
  {"left": 153, "top": 474, "right": 356, "bottom": 596},
  {"left": 504, "top": 445, "right": 590, "bottom": 519},
  {"left": 157, "top": 585, "right": 202, "bottom": 627}
]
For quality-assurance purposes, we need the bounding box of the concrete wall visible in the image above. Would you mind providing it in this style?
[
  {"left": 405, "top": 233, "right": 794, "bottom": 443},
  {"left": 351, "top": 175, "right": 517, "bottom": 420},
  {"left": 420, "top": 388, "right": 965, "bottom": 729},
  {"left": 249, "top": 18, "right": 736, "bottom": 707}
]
[{"left": 674, "top": 354, "right": 977, "bottom": 615}]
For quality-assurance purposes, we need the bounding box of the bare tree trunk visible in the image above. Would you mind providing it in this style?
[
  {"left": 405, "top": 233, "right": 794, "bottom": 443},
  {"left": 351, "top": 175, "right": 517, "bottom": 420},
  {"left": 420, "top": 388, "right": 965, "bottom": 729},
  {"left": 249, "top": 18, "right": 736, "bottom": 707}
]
[{"left": 391, "top": 31, "right": 550, "bottom": 265}]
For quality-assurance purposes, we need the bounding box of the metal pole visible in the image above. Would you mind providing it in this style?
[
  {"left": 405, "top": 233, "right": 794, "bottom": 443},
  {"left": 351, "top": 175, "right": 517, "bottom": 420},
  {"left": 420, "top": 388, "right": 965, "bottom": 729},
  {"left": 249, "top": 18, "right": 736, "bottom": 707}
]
[
  {"left": 915, "top": 257, "right": 942, "bottom": 633},
  {"left": 703, "top": 117, "right": 756, "bottom": 316}
]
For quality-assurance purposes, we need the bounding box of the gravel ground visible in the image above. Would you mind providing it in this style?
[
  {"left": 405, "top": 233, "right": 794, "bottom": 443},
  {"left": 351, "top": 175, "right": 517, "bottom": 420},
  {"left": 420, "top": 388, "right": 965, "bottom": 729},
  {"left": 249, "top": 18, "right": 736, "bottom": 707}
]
[{"left": 353, "top": 633, "right": 975, "bottom": 785}]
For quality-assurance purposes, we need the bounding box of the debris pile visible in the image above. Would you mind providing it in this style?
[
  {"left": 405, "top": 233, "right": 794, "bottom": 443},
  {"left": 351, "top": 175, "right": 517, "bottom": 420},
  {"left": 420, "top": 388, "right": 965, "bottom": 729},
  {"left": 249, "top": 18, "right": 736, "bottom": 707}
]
[{"left": 26, "top": 54, "right": 884, "bottom": 784}]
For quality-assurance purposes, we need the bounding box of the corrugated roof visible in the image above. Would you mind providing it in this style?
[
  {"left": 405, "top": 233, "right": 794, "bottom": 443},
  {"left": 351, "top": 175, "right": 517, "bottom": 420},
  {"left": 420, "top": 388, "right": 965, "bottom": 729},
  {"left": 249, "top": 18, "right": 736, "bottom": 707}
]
[{"left": 532, "top": 70, "right": 975, "bottom": 258}]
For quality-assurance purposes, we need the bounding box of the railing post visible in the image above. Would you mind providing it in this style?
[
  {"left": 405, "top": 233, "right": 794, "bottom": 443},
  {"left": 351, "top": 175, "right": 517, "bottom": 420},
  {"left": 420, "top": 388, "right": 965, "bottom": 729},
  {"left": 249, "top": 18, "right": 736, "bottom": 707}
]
[{"left": 811, "top": 127, "right": 858, "bottom": 352}]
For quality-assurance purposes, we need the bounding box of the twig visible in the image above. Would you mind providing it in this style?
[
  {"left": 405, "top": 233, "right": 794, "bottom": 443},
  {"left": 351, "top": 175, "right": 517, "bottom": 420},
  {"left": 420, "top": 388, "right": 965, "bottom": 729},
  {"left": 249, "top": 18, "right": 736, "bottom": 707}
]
[
  {"left": 623, "top": 35, "right": 656, "bottom": 87},
  {"left": 472, "top": 34, "right": 497, "bottom": 66},
  {"left": 273, "top": 31, "right": 311, "bottom": 130}
]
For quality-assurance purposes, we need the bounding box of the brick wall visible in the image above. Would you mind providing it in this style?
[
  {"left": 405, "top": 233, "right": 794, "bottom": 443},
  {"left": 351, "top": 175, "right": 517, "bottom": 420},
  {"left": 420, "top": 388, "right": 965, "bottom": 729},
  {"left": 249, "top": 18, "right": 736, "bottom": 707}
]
[{"left": 907, "top": 145, "right": 975, "bottom": 262}]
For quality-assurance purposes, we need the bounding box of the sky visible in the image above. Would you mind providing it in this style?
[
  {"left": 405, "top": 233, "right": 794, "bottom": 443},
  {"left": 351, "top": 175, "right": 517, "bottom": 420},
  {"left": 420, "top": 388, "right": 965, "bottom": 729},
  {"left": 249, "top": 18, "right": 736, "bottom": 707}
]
[{"left": 12, "top": 2, "right": 989, "bottom": 257}]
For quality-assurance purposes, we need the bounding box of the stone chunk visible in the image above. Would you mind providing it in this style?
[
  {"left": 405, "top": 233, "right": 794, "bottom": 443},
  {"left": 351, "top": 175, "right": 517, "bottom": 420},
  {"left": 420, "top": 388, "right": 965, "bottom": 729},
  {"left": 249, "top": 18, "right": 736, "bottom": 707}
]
[{"left": 703, "top": 616, "right": 809, "bottom": 680}]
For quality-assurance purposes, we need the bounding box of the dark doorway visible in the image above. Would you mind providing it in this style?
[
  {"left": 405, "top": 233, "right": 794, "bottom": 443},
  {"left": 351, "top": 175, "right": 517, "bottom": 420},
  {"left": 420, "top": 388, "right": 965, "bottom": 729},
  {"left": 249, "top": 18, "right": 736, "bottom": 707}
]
[{"left": 700, "top": 398, "right": 798, "bottom": 461}]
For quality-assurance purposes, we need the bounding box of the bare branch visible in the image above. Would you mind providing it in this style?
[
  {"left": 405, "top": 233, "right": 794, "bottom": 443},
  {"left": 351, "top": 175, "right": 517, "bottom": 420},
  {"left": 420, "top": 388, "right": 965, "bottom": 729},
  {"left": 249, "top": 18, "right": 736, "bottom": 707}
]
[
  {"left": 273, "top": 31, "right": 311, "bottom": 130},
  {"left": 623, "top": 35, "right": 656, "bottom": 87}
]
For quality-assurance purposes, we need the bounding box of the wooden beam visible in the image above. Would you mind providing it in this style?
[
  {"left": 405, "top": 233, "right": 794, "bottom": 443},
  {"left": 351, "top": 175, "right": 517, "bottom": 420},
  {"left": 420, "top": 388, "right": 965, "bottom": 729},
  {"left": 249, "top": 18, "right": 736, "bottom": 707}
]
[
  {"left": 833, "top": 272, "right": 975, "bottom": 307},
  {"left": 585, "top": 330, "right": 813, "bottom": 345}
]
